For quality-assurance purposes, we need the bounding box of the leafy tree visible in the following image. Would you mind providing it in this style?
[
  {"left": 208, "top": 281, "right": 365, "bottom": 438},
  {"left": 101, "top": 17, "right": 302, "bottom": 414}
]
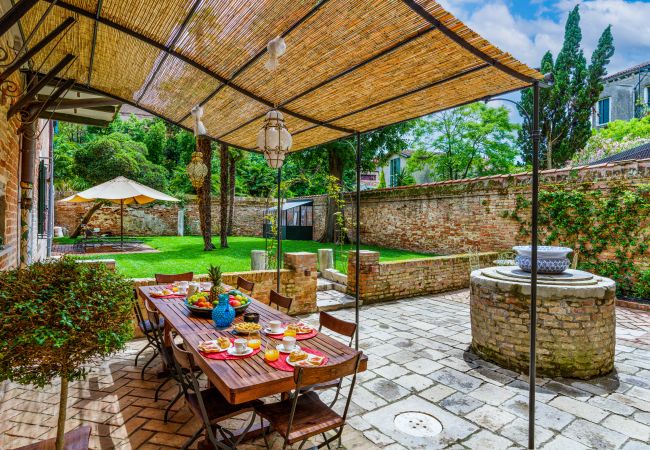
[
  {"left": 408, "top": 103, "right": 519, "bottom": 181},
  {"left": 143, "top": 119, "right": 168, "bottom": 165},
  {"left": 72, "top": 132, "right": 168, "bottom": 192},
  {"left": 518, "top": 5, "right": 614, "bottom": 168},
  {"left": 0, "top": 258, "right": 133, "bottom": 450}
]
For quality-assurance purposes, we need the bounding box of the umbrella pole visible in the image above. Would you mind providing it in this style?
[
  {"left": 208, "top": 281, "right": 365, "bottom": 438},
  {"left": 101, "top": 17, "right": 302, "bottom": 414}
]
[{"left": 120, "top": 199, "right": 124, "bottom": 249}]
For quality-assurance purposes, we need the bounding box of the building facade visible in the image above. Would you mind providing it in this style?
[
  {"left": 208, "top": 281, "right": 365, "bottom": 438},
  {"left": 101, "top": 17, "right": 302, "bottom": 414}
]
[{"left": 593, "top": 61, "right": 650, "bottom": 127}]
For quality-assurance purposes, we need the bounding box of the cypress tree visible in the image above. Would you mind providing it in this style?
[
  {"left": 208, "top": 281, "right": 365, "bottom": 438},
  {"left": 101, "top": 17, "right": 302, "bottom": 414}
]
[{"left": 518, "top": 5, "right": 614, "bottom": 168}]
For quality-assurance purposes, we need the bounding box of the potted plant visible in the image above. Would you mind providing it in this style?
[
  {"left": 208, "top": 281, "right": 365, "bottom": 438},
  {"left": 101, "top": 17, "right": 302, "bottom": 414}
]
[{"left": 0, "top": 257, "right": 134, "bottom": 450}]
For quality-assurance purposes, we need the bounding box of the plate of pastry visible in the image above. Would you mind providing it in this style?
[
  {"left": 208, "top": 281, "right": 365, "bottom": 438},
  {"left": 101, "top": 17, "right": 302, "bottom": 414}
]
[
  {"left": 286, "top": 322, "right": 314, "bottom": 334},
  {"left": 286, "top": 350, "right": 326, "bottom": 367},
  {"left": 198, "top": 337, "right": 232, "bottom": 353}
]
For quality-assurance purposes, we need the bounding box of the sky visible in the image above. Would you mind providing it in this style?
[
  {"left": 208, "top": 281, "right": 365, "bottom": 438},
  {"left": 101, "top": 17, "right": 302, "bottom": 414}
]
[{"left": 436, "top": 0, "right": 650, "bottom": 120}]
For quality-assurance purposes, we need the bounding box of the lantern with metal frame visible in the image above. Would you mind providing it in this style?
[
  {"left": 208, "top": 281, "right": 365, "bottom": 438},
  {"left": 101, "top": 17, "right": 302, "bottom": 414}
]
[{"left": 257, "top": 110, "right": 291, "bottom": 169}]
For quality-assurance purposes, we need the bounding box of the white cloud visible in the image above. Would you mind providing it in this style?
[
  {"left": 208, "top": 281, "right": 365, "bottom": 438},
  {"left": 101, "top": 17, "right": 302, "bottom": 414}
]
[{"left": 438, "top": 0, "right": 650, "bottom": 73}]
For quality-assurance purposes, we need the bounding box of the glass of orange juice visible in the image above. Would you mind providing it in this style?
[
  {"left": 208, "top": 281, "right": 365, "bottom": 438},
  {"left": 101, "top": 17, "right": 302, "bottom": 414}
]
[
  {"left": 264, "top": 343, "right": 279, "bottom": 362},
  {"left": 247, "top": 331, "right": 262, "bottom": 349},
  {"left": 284, "top": 325, "right": 297, "bottom": 338}
]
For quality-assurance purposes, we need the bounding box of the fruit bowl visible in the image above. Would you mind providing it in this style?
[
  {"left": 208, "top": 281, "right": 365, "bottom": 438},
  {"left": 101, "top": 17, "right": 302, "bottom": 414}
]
[
  {"left": 185, "top": 301, "right": 213, "bottom": 317},
  {"left": 228, "top": 289, "right": 252, "bottom": 315}
]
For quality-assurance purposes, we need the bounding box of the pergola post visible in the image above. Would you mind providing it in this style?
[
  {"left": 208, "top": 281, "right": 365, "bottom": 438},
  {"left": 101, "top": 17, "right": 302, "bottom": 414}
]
[
  {"left": 276, "top": 167, "right": 282, "bottom": 292},
  {"left": 528, "top": 81, "right": 541, "bottom": 450},
  {"left": 354, "top": 132, "right": 361, "bottom": 350}
]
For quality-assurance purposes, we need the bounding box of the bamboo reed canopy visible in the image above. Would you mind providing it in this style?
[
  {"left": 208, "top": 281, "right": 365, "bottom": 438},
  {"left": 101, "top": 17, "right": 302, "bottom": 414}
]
[{"left": 19, "top": 0, "right": 542, "bottom": 151}]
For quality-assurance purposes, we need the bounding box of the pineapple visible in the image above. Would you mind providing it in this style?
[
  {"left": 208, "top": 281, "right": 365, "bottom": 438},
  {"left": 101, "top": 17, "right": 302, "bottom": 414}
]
[{"left": 208, "top": 264, "right": 227, "bottom": 301}]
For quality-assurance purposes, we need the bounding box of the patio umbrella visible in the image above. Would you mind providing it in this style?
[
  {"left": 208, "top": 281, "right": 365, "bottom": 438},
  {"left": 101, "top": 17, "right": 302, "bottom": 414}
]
[{"left": 61, "top": 176, "right": 179, "bottom": 247}]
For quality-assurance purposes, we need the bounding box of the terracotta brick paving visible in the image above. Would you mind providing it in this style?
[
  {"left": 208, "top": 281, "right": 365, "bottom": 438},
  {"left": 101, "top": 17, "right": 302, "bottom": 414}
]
[{"left": 1, "top": 290, "right": 650, "bottom": 449}]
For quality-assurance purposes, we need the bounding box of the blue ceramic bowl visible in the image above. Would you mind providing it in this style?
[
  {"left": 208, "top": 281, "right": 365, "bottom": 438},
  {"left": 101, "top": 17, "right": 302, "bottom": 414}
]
[{"left": 515, "top": 255, "right": 570, "bottom": 274}]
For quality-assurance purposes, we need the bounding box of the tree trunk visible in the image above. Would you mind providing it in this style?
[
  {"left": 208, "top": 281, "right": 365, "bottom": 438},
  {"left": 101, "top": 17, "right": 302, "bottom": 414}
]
[
  {"left": 54, "top": 377, "right": 69, "bottom": 450},
  {"left": 321, "top": 149, "right": 344, "bottom": 243},
  {"left": 219, "top": 142, "right": 229, "bottom": 248},
  {"left": 197, "top": 136, "right": 215, "bottom": 251},
  {"left": 227, "top": 152, "right": 236, "bottom": 236},
  {"left": 70, "top": 201, "right": 104, "bottom": 238}
]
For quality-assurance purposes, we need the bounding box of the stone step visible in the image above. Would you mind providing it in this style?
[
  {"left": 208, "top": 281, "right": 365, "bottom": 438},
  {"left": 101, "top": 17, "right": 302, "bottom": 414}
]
[{"left": 317, "top": 290, "right": 358, "bottom": 311}]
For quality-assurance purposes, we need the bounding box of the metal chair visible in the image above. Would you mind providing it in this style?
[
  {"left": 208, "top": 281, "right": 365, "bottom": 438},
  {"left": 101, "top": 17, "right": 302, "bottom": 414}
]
[
  {"left": 155, "top": 272, "right": 194, "bottom": 284},
  {"left": 236, "top": 276, "right": 255, "bottom": 294},
  {"left": 269, "top": 290, "right": 293, "bottom": 312},
  {"left": 132, "top": 289, "right": 163, "bottom": 380},
  {"left": 169, "top": 329, "right": 262, "bottom": 450},
  {"left": 143, "top": 298, "right": 187, "bottom": 423},
  {"left": 256, "top": 351, "right": 363, "bottom": 450}
]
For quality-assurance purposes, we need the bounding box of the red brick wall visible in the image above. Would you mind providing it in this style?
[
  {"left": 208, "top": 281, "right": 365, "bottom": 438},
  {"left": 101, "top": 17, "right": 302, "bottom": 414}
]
[
  {"left": 347, "top": 250, "right": 497, "bottom": 303},
  {"left": 55, "top": 196, "right": 270, "bottom": 237},
  {"left": 0, "top": 55, "right": 22, "bottom": 270},
  {"left": 312, "top": 159, "right": 650, "bottom": 255}
]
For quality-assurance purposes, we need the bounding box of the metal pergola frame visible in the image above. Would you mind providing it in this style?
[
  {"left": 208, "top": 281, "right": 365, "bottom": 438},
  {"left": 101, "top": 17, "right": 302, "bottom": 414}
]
[{"left": 2, "top": 0, "right": 546, "bottom": 447}]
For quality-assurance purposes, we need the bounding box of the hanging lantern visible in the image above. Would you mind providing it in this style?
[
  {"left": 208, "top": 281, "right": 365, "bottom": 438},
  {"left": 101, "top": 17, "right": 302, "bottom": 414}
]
[
  {"left": 186, "top": 151, "right": 208, "bottom": 188},
  {"left": 257, "top": 110, "right": 292, "bottom": 169}
]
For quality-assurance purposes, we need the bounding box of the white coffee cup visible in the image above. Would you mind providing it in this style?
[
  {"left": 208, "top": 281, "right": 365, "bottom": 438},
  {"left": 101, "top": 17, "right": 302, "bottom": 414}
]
[
  {"left": 234, "top": 338, "right": 247, "bottom": 354},
  {"left": 269, "top": 320, "right": 283, "bottom": 333},
  {"left": 282, "top": 336, "right": 296, "bottom": 352}
]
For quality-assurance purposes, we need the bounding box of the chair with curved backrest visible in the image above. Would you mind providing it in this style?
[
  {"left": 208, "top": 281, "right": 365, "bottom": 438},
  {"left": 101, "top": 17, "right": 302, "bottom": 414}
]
[
  {"left": 132, "top": 289, "right": 163, "bottom": 377},
  {"left": 269, "top": 290, "right": 293, "bottom": 312},
  {"left": 236, "top": 276, "right": 255, "bottom": 294},
  {"left": 255, "top": 351, "right": 363, "bottom": 450},
  {"left": 155, "top": 272, "right": 194, "bottom": 284},
  {"left": 143, "top": 298, "right": 186, "bottom": 423},
  {"left": 168, "top": 329, "right": 262, "bottom": 450}
]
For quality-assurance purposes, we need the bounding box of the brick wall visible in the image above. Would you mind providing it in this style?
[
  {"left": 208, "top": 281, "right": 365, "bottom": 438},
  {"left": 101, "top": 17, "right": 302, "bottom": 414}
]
[
  {"left": 55, "top": 196, "right": 270, "bottom": 237},
  {"left": 346, "top": 250, "right": 497, "bottom": 304},
  {"left": 303, "top": 159, "right": 650, "bottom": 256},
  {"left": 0, "top": 34, "right": 21, "bottom": 270}
]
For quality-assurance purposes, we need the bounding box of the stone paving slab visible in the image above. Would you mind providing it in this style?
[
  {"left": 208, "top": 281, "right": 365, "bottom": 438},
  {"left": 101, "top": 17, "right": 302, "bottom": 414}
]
[{"left": 1, "top": 289, "right": 650, "bottom": 449}]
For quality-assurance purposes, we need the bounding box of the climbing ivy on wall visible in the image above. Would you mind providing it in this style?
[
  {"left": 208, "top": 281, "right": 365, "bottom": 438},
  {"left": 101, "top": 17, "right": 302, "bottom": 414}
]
[{"left": 510, "top": 182, "right": 650, "bottom": 297}]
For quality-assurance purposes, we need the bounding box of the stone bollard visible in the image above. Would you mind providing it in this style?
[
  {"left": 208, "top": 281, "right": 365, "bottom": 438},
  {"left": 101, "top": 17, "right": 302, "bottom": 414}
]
[
  {"left": 318, "top": 248, "right": 334, "bottom": 272},
  {"left": 251, "top": 250, "right": 268, "bottom": 270}
]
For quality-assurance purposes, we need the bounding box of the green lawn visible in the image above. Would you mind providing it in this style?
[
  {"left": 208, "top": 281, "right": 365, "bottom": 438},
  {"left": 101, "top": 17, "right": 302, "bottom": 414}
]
[{"left": 63, "top": 236, "right": 433, "bottom": 278}]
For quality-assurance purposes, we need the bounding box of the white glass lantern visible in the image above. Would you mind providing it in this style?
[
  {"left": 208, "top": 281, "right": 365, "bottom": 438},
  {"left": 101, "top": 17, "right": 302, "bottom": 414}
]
[
  {"left": 186, "top": 151, "right": 208, "bottom": 188},
  {"left": 257, "top": 110, "right": 292, "bottom": 169}
]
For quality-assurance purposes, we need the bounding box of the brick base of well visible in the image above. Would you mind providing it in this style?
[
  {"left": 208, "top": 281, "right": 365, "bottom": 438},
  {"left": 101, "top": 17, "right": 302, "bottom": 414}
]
[{"left": 470, "top": 270, "right": 617, "bottom": 379}]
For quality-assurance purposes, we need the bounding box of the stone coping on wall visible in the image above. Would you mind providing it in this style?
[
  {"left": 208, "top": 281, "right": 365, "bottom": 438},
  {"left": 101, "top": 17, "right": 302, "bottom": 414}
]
[{"left": 285, "top": 158, "right": 650, "bottom": 204}]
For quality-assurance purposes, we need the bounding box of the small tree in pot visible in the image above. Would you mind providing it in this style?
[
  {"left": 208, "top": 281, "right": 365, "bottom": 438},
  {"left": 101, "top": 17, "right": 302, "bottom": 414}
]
[{"left": 0, "top": 257, "right": 133, "bottom": 450}]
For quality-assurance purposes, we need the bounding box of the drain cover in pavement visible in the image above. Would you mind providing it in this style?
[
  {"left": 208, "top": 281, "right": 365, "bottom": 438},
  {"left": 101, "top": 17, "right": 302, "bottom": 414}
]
[{"left": 394, "top": 412, "right": 442, "bottom": 437}]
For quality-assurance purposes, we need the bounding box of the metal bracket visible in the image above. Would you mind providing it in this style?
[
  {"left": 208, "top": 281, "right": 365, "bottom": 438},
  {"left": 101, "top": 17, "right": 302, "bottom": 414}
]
[
  {"left": 0, "top": 17, "right": 75, "bottom": 84},
  {"left": 7, "top": 53, "right": 75, "bottom": 119}
]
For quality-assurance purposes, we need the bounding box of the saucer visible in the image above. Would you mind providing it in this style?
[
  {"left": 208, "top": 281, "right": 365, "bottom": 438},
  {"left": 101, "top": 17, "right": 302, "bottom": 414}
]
[
  {"left": 264, "top": 327, "right": 286, "bottom": 335},
  {"left": 277, "top": 344, "right": 301, "bottom": 353},
  {"left": 227, "top": 346, "right": 253, "bottom": 357}
]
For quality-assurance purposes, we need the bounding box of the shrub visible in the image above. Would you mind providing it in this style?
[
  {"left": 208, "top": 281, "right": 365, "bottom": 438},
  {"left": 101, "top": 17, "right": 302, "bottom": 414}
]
[
  {"left": 634, "top": 269, "right": 650, "bottom": 299},
  {"left": 0, "top": 257, "right": 133, "bottom": 450}
]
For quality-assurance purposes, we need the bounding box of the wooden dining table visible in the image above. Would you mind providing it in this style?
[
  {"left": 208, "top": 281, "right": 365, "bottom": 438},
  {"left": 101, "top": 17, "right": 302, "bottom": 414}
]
[{"left": 138, "top": 284, "right": 367, "bottom": 405}]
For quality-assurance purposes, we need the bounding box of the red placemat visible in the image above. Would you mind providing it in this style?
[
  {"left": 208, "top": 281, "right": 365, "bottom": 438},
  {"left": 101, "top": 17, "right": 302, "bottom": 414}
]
[
  {"left": 265, "top": 347, "right": 328, "bottom": 372},
  {"left": 199, "top": 339, "right": 261, "bottom": 360},
  {"left": 266, "top": 329, "right": 318, "bottom": 341}
]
